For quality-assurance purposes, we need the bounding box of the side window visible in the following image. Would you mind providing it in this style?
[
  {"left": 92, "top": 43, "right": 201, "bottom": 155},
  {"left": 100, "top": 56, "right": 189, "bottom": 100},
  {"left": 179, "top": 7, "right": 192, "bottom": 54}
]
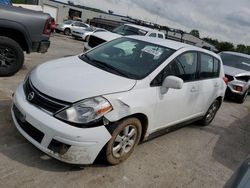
[
  {"left": 73, "top": 22, "right": 80, "bottom": 26},
  {"left": 200, "top": 53, "right": 220, "bottom": 79},
  {"left": 158, "top": 34, "right": 164, "bottom": 39},
  {"left": 213, "top": 58, "right": 220, "bottom": 77},
  {"left": 151, "top": 52, "right": 198, "bottom": 86},
  {"left": 79, "top": 23, "right": 87, "bottom": 28},
  {"left": 149, "top": 33, "right": 157, "bottom": 37}
]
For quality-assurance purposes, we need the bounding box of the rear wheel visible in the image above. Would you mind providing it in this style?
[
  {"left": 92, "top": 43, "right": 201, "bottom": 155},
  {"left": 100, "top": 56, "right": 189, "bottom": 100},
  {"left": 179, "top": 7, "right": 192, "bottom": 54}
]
[
  {"left": 0, "top": 36, "right": 24, "bottom": 77},
  {"left": 105, "top": 118, "right": 142, "bottom": 165},
  {"left": 64, "top": 28, "right": 71, "bottom": 35},
  {"left": 199, "top": 100, "right": 220, "bottom": 126}
]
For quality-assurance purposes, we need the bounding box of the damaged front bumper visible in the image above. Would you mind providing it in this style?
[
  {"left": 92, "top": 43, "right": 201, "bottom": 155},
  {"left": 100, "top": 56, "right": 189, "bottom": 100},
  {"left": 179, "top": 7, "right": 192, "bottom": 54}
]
[{"left": 11, "top": 83, "right": 111, "bottom": 164}]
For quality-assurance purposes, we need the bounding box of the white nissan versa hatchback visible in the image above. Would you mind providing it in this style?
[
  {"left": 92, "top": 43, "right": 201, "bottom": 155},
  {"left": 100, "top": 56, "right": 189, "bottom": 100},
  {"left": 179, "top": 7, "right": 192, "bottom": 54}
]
[{"left": 12, "top": 36, "right": 226, "bottom": 165}]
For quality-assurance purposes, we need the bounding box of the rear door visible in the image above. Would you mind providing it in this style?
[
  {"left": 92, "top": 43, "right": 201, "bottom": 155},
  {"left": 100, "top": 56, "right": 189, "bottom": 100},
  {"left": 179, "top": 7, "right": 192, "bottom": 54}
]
[
  {"left": 151, "top": 51, "right": 200, "bottom": 130},
  {"left": 196, "top": 53, "right": 221, "bottom": 113}
]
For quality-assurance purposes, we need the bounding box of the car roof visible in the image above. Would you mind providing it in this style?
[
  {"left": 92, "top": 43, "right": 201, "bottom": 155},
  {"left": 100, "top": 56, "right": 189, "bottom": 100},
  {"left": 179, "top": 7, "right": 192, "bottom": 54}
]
[
  {"left": 125, "top": 35, "right": 220, "bottom": 58},
  {"left": 220, "top": 51, "right": 250, "bottom": 59}
]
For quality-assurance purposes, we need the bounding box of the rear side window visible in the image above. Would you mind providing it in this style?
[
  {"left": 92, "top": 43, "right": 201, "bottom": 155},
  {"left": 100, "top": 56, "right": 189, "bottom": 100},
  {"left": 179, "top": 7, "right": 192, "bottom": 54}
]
[
  {"left": 213, "top": 59, "right": 220, "bottom": 77},
  {"left": 149, "top": 33, "right": 157, "bottom": 37},
  {"left": 200, "top": 53, "right": 220, "bottom": 79},
  {"left": 79, "top": 23, "right": 87, "bottom": 28},
  {"left": 158, "top": 34, "right": 164, "bottom": 39},
  {"left": 151, "top": 52, "right": 198, "bottom": 86}
]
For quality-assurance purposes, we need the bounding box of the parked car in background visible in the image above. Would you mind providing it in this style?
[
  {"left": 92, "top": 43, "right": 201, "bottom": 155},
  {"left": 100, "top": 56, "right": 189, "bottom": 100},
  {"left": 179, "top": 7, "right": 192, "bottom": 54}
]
[
  {"left": 0, "top": 5, "right": 51, "bottom": 76},
  {"left": 220, "top": 51, "right": 250, "bottom": 103},
  {"left": 12, "top": 36, "right": 226, "bottom": 165},
  {"left": 84, "top": 24, "right": 165, "bottom": 51},
  {"left": 72, "top": 26, "right": 93, "bottom": 40},
  {"left": 55, "top": 20, "right": 89, "bottom": 35},
  {"left": 0, "top": 0, "right": 11, "bottom": 5},
  {"left": 82, "top": 27, "right": 107, "bottom": 41}
]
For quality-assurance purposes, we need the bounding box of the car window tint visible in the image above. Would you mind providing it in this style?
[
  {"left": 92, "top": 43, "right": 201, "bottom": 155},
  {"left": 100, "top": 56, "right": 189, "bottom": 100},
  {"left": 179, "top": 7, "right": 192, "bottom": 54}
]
[
  {"left": 73, "top": 22, "right": 80, "bottom": 26},
  {"left": 149, "top": 33, "right": 157, "bottom": 37},
  {"left": 175, "top": 52, "right": 198, "bottom": 81},
  {"left": 158, "top": 34, "right": 164, "bottom": 39},
  {"left": 84, "top": 38, "right": 175, "bottom": 79},
  {"left": 79, "top": 23, "right": 87, "bottom": 27},
  {"left": 213, "top": 58, "right": 220, "bottom": 77},
  {"left": 200, "top": 53, "right": 218, "bottom": 79},
  {"left": 151, "top": 52, "right": 198, "bottom": 86}
]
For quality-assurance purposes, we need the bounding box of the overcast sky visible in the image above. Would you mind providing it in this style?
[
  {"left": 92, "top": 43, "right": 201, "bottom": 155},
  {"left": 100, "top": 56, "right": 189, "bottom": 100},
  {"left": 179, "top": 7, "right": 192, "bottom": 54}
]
[{"left": 60, "top": 0, "right": 250, "bottom": 45}]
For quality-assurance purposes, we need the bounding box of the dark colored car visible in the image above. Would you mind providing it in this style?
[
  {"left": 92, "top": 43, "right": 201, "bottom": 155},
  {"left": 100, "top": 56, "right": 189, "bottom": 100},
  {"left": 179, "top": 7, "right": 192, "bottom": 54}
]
[{"left": 0, "top": 5, "right": 52, "bottom": 76}]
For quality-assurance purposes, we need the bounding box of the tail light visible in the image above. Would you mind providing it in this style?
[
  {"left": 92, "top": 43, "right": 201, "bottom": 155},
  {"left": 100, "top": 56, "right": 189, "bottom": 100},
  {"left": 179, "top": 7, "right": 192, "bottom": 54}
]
[
  {"left": 43, "top": 18, "right": 52, "bottom": 35},
  {"left": 223, "top": 76, "right": 228, "bottom": 85}
]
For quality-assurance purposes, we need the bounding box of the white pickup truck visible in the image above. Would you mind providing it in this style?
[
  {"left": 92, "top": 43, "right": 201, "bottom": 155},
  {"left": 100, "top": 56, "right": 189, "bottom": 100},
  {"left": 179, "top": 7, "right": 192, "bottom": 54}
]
[{"left": 84, "top": 23, "right": 165, "bottom": 51}]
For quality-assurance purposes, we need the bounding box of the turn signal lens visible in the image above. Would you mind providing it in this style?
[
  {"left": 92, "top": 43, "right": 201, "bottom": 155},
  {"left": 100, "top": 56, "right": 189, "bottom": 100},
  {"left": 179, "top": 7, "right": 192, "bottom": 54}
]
[{"left": 233, "top": 86, "right": 243, "bottom": 92}]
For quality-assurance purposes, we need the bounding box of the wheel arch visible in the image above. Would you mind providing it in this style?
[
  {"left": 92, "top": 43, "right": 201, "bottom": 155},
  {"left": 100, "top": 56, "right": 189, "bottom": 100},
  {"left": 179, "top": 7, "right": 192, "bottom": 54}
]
[
  {"left": 109, "top": 113, "right": 149, "bottom": 142},
  {"left": 216, "top": 96, "right": 223, "bottom": 107},
  {"left": 0, "top": 21, "right": 31, "bottom": 53}
]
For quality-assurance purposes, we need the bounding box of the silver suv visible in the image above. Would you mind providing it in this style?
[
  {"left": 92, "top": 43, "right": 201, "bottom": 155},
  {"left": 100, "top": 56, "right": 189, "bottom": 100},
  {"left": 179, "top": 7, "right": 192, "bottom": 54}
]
[
  {"left": 220, "top": 51, "right": 250, "bottom": 103},
  {"left": 55, "top": 20, "right": 89, "bottom": 35}
]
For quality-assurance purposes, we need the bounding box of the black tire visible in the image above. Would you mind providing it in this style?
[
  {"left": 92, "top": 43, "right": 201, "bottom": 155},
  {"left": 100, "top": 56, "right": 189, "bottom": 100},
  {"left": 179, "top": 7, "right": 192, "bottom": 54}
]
[
  {"left": 236, "top": 91, "right": 248, "bottom": 104},
  {"left": 0, "top": 36, "right": 24, "bottom": 77},
  {"left": 55, "top": 29, "right": 60, "bottom": 33},
  {"left": 105, "top": 117, "right": 142, "bottom": 165},
  {"left": 64, "top": 28, "right": 71, "bottom": 35},
  {"left": 199, "top": 100, "right": 220, "bottom": 126}
]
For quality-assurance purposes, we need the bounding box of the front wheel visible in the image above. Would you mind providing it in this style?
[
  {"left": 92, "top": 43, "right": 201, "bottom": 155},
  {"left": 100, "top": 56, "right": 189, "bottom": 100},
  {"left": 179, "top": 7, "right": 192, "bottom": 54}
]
[
  {"left": 64, "top": 28, "right": 71, "bottom": 35},
  {"left": 199, "top": 100, "right": 220, "bottom": 126},
  {"left": 236, "top": 91, "right": 248, "bottom": 104},
  {"left": 105, "top": 118, "right": 142, "bottom": 165},
  {"left": 0, "top": 36, "right": 24, "bottom": 77}
]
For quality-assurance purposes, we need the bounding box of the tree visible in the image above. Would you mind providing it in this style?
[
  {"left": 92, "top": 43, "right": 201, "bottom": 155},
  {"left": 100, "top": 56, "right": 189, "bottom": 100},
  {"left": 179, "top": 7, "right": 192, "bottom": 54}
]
[
  {"left": 217, "top": 42, "right": 234, "bottom": 52},
  {"left": 190, "top": 29, "right": 200, "bottom": 38},
  {"left": 12, "top": 0, "right": 25, "bottom": 3}
]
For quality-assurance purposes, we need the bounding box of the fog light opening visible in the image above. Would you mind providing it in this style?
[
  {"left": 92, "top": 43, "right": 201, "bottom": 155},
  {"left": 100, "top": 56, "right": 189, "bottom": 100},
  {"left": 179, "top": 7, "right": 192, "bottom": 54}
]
[{"left": 48, "top": 139, "right": 71, "bottom": 155}]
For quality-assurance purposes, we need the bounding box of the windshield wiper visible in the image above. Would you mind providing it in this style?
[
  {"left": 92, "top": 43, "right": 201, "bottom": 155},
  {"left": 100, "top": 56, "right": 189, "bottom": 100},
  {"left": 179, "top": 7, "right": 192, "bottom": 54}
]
[
  {"left": 82, "top": 54, "right": 129, "bottom": 78},
  {"left": 94, "top": 60, "right": 129, "bottom": 78}
]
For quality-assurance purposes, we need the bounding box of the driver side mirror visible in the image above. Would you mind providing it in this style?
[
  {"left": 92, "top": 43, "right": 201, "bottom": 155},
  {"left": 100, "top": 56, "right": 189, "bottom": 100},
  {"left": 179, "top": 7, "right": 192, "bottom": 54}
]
[{"left": 160, "top": 76, "right": 183, "bottom": 94}]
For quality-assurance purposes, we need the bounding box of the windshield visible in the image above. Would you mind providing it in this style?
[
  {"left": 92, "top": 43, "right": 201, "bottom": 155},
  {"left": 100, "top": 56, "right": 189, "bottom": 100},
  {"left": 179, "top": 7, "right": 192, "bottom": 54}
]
[
  {"left": 113, "top": 25, "right": 147, "bottom": 36},
  {"left": 220, "top": 53, "right": 250, "bottom": 71},
  {"left": 80, "top": 38, "right": 175, "bottom": 79}
]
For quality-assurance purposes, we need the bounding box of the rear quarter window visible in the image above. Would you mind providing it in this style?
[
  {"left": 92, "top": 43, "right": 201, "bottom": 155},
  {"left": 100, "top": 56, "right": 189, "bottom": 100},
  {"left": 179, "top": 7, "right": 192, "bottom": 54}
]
[{"left": 200, "top": 53, "right": 220, "bottom": 79}]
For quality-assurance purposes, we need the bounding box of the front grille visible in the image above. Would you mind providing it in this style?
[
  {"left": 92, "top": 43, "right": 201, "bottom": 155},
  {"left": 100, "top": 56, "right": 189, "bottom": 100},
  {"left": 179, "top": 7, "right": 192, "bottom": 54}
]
[
  {"left": 225, "top": 74, "right": 234, "bottom": 82},
  {"left": 88, "top": 35, "right": 106, "bottom": 48},
  {"left": 13, "top": 105, "right": 44, "bottom": 143},
  {"left": 23, "top": 78, "right": 70, "bottom": 114}
]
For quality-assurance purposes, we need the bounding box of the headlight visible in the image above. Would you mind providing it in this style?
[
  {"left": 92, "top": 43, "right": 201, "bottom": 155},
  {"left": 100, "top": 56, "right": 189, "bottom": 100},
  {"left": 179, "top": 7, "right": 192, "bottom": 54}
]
[{"left": 55, "top": 97, "right": 112, "bottom": 124}]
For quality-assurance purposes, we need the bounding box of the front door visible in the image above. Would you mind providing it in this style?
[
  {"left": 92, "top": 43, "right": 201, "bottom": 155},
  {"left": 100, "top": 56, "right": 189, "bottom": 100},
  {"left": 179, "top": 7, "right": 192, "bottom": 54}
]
[{"left": 151, "top": 52, "right": 200, "bottom": 131}]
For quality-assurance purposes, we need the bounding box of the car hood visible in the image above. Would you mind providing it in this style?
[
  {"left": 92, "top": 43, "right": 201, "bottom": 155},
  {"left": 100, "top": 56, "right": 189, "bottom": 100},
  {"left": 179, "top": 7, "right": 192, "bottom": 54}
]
[
  {"left": 30, "top": 56, "right": 136, "bottom": 103},
  {"left": 92, "top": 31, "right": 121, "bottom": 42},
  {"left": 224, "top": 65, "right": 250, "bottom": 77}
]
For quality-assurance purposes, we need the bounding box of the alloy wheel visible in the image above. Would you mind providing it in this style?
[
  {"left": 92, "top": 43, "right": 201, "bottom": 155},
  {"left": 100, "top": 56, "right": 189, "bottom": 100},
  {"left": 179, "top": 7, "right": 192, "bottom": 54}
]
[{"left": 112, "top": 125, "right": 138, "bottom": 158}]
